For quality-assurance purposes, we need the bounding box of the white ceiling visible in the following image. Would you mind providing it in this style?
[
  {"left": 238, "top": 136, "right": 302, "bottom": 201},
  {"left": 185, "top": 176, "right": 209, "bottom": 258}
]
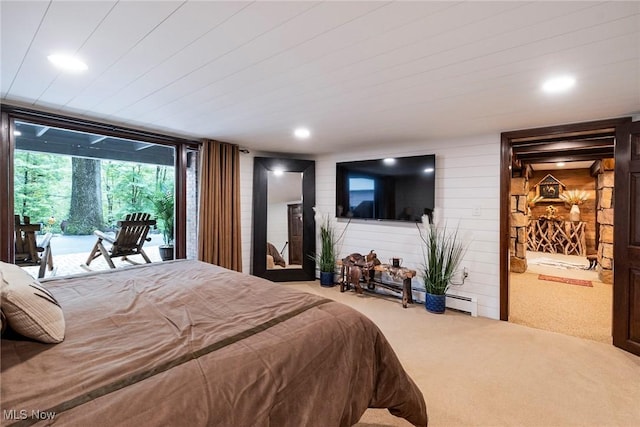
[{"left": 1, "top": 1, "right": 639, "bottom": 155}]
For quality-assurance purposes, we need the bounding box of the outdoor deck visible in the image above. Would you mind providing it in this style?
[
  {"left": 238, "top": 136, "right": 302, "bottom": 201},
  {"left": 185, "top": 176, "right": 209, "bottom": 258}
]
[{"left": 20, "top": 233, "right": 165, "bottom": 279}]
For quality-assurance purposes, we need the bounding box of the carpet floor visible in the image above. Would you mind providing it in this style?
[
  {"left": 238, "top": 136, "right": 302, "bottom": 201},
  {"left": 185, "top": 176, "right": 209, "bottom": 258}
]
[
  {"left": 510, "top": 251, "right": 612, "bottom": 344},
  {"left": 284, "top": 281, "right": 640, "bottom": 427}
]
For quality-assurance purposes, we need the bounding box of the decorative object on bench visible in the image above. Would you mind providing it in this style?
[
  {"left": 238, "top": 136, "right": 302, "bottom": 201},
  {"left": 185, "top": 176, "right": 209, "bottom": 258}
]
[
  {"left": 559, "top": 189, "right": 589, "bottom": 222},
  {"left": 14, "top": 215, "right": 54, "bottom": 279},
  {"left": 339, "top": 250, "right": 380, "bottom": 294},
  {"left": 419, "top": 220, "right": 467, "bottom": 314},
  {"left": 86, "top": 213, "right": 156, "bottom": 269},
  {"left": 542, "top": 205, "right": 558, "bottom": 220}
]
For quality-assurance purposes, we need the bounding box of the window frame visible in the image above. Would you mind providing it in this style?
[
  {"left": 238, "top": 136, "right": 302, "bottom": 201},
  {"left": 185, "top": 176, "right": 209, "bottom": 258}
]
[{"left": 0, "top": 104, "right": 200, "bottom": 263}]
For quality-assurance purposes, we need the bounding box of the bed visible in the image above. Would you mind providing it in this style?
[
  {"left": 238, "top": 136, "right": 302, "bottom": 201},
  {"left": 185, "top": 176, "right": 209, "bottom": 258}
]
[{"left": 1, "top": 259, "right": 427, "bottom": 426}]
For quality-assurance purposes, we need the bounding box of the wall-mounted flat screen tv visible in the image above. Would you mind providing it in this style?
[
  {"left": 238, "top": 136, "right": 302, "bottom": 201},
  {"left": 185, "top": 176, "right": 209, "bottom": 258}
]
[{"left": 336, "top": 154, "right": 435, "bottom": 222}]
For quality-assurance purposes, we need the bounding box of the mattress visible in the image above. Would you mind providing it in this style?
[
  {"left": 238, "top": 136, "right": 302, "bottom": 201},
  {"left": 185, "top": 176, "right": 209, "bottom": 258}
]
[{"left": 1, "top": 259, "right": 427, "bottom": 426}]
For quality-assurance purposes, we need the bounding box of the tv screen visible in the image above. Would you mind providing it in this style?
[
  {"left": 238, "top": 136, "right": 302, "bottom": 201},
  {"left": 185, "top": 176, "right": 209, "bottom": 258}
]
[{"left": 336, "top": 154, "right": 435, "bottom": 222}]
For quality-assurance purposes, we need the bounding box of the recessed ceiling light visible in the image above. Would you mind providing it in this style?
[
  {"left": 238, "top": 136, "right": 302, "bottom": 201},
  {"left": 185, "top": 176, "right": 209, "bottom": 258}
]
[
  {"left": 383, "top": 158, "right": 395, "bottom": 165},
  {"left": 556, "top": 162, "right": 565, "bottom": 167},
  {"left": 423, "top": 167, "right": 434, "bottom": 173},
  {"left": 293, "top": 127, "right": 310, "bottom": 139},
  {"left": 47, "top": 53, "right": 88, "bottom": 72},
  {"left": 542, "top": 75, "right": 575, "bottom": 94}
]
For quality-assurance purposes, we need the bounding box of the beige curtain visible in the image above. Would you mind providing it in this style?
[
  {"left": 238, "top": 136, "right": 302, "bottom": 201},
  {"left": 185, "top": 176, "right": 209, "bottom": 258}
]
[{"left": 198, "top": 140, "right": 242, "bottom": 271}]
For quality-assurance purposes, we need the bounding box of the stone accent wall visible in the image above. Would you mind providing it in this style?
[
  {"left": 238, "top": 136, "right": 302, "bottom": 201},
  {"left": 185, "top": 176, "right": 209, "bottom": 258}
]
[
  {"left": 510, "top": 176, "right": 529, "bottom": 273},
  {"left": 597, "top": 165, "right": 614, "bottom": 284}
]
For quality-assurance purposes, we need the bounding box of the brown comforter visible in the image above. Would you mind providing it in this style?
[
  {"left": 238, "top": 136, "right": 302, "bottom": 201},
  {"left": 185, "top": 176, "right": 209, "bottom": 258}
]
[{"left": 1, "top": 260, "right": 427, "bottom": 427}]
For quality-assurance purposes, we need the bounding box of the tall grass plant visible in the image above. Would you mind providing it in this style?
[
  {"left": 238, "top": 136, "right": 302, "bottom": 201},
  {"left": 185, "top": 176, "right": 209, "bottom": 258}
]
[
  {"left": 420, "top": 220, "right": 467, "bottom": 295},
  {"left": 316, "top": 214, "right": 337, "bottom": 272}
]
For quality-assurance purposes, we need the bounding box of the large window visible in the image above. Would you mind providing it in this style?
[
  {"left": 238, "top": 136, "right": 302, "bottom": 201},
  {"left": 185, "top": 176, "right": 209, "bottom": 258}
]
[
  {"left": 15, "top": 121, "right": 175, "bottom": 231},
  {"left": 1, "top": 106, "right": 199, "bottom": 276}
]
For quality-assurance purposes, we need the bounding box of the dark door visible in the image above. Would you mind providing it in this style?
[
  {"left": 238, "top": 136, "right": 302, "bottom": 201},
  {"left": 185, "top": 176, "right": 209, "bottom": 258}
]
[
  {"left": 288, "top": 203, "right": 303, "bottom": 265},
  {"left": 613, "top": 120, "right": 640, "bottom": 356}
]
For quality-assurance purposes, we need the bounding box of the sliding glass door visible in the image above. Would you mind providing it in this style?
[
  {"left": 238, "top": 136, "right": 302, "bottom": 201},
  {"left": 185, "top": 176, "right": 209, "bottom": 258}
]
[{"left": 1, "top": 106, "right": 199, "bottom": 277}]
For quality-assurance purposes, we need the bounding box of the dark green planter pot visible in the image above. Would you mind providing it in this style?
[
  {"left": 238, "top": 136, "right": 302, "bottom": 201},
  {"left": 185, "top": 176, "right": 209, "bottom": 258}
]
[
  {"left": 425, "top": 293, "right": 446, "bottom": 314},
  {"left": 159, "top": 245, "right": 174, "bottom": 261},
  {"left": 320, "top": 271, "right": 334, "bottom": 287}
]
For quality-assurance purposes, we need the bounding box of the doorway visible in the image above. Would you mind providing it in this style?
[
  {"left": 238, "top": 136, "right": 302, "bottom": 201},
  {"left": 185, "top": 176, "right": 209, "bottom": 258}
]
[
  {"left": 500, "top": 118, "right": 635, "bottom": 349},
  {"left": 509, "top": 160, "right": 611, "bottom": 343}
]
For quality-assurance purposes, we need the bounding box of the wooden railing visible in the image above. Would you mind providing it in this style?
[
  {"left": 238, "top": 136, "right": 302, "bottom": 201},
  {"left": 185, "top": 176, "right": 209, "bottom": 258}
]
[{"left": 526, "top": 218, "right": 586, "bottom": 256}]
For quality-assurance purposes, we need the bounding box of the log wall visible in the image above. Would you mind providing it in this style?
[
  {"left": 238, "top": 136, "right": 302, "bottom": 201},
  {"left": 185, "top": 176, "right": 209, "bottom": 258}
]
[{"left": 529, "top": 168, "right": 597, "bottom": 255}]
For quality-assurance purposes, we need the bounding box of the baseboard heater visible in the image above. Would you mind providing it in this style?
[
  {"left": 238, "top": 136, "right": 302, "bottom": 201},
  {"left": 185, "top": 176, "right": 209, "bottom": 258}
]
[
  {"left": 411, "top": 289, "right": 477, "bottom": 316},
  {"left": 445, "top": 293, "right": 478, "bottom": 317}
]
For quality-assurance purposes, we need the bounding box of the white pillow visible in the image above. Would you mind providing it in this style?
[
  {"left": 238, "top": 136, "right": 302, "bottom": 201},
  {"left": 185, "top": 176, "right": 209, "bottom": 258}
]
[{"left": 0, "top": 261, "right": 65, "bottom": 343}]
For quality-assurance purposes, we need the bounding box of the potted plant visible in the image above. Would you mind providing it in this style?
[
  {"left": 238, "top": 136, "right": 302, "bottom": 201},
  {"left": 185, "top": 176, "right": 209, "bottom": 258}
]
[
  {"left": 312, "top": 214, "right": 337, "bottom": 287},
  {"left": 150, "top": 190, "right": 174, "bottom": 261},
  {"left": 420, "top": 219, "right": 467, "bottom": 313},
  {"left": 559, "top": 189, "right": 588, "bottom": 222}
]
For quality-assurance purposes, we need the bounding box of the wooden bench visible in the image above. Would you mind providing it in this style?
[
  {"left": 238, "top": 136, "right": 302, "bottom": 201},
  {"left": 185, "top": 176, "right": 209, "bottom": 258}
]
[
  {"left": 372, "top": 265, "right": 416, "bottom": 308},
  {"left": 338, "top": 259, "right": 416, "bottom": 308}
]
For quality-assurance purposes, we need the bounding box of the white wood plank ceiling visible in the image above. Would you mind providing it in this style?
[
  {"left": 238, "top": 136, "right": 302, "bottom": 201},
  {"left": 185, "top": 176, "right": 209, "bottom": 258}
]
[{"left": 1, "top": 1, "right": 639, "bottom": 154}]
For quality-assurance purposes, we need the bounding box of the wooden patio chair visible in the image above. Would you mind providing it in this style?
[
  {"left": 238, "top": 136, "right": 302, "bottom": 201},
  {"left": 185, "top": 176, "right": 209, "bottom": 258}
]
[
  {"left": 86, "top": 213, "right": 157, "bottom": 269},
  {"left": 14, "top": 215, "right": 54, "bottom": 279}
]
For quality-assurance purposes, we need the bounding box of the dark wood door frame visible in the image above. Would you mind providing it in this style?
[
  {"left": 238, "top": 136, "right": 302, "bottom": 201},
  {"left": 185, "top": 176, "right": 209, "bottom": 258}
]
[{"left": 500, "top": 117, "right": 631, "bottom": 321}]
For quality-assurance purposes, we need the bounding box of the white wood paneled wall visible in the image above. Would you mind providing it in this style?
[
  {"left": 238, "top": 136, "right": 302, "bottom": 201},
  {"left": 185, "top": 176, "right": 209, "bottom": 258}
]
[
  {"left": 239, "top": 134, "right": 501, "bottom": 318},
  {"left": 239, "top": 151, "right": 255, "bottom": 274},
  {"left": 317, "top": 134, "right": 500, "bottom": 319}
]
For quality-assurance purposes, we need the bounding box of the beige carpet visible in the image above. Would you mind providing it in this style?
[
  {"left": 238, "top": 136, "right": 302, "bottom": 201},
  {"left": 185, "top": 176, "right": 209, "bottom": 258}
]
[
  {"left": 284, "top": 281, "right": 640, "bottom": 427},
  {"left": 510, "top": 251, "right": 612, "bottom": 344}
]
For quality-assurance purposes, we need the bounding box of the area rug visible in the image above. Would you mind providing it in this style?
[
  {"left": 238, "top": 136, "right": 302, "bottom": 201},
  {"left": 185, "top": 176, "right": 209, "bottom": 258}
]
[
  {"left": 528, "top": 257, "right": 588, "bottom": 270},
  {"left": 538, "top": 274, "right": 593, "bottom": 287}
]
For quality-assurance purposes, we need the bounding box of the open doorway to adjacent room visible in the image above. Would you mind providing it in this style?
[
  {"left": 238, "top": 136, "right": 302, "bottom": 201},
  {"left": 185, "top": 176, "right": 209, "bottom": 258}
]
[
  {"left": 501, "top": 119, "right": 621, "bottom": 344},
  {"left": 509, "top": 159, "right": 613, "bottom": 343}
]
